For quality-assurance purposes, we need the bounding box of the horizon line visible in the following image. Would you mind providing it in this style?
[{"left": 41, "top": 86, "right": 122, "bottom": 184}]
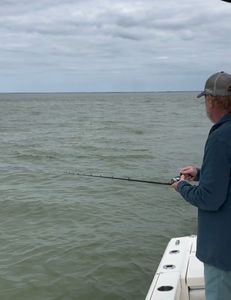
[{"left": 0, "top": 90, "right": 199, "bottom": 94}]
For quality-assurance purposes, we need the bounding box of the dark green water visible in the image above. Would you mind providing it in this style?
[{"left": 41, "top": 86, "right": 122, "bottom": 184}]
[{"left": 0, "top": 92, "right": 210, "bottom": 299}]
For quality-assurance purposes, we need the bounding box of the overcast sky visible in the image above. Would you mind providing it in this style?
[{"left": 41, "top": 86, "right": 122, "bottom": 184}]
[{"left": 0, "top": 0, "right": 231, "bottom": 92}]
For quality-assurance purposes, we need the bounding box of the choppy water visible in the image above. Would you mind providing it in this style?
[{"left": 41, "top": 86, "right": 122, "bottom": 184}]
[{"left": 0, "top": 92, "right": 210, "bottom": 300}]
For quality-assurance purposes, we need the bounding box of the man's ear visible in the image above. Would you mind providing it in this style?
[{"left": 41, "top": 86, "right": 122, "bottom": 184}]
[{"left": 207, "top": 96, "right": 216, "bottom": 109}]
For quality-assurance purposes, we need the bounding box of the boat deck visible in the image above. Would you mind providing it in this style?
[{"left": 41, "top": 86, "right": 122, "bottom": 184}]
[{"left": 145, "top": 236, "right": 205, "bottom": 300}]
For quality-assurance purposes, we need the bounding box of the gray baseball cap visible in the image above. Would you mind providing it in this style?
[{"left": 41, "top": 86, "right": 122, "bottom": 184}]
[{"left": 197, "top": 71, "right": 231, "bottom": 98}]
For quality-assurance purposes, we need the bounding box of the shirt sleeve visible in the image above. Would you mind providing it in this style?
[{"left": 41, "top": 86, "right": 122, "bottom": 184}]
[
  {"left": 177, "top": 138, "right": 231, "bottom": 211},
  {"left": 194, "top": 168, "right": 200, "bottom": 181}
]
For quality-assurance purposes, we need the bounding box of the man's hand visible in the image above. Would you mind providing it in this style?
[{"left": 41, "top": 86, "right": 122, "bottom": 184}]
[
  {"left": 171, "top": 174, "right": 185, "bottom": 190},
  {"left": 180, "top": 166, "right": 198, "bottom": 181}
]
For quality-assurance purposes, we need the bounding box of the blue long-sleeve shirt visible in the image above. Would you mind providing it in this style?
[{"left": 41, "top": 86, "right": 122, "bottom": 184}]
[{"left": 177, "top": 112, "right": 231, "bottom": 271}]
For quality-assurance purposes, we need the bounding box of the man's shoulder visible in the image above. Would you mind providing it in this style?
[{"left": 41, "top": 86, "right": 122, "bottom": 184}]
[{"left": 207, "top": 121, "right": 231, "bottom": 147}]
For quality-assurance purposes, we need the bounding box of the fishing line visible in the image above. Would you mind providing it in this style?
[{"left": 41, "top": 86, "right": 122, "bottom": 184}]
[{"left": 65, "top": 171, "right": 180, "bottom": 185}]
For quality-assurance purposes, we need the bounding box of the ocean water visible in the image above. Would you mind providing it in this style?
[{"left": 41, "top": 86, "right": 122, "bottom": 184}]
[{"left": 0, "top": 92, "right": 210, "bottom": 300}]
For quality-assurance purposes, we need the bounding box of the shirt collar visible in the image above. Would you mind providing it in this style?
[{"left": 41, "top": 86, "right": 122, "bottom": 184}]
[{"left": 210, "top": 112, "right": 231, "bottom": 134}]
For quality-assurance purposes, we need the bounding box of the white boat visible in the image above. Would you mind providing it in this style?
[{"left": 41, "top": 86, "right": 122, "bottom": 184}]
[{"left": 145, "top": 236, "right": 205, "bottom": 300}]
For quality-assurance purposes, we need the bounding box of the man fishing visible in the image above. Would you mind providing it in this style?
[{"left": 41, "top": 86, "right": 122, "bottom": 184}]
[{"left": 171, "top": 71, "right": 231, "bottom": 300}]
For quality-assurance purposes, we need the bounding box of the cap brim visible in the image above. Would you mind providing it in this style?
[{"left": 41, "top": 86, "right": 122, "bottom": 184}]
[{"left": 197, "top": 91, "right": 206, "bottom": 98}]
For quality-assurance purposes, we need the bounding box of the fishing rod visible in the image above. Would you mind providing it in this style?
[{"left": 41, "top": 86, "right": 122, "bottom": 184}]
[{"left": 65, "top": 171, "right": 180, "bottom": 185}]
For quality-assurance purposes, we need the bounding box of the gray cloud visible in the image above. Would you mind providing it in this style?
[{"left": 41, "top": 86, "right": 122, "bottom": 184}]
[{"left": 0, "top": 0, "right": 231, "bottom": 91}]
